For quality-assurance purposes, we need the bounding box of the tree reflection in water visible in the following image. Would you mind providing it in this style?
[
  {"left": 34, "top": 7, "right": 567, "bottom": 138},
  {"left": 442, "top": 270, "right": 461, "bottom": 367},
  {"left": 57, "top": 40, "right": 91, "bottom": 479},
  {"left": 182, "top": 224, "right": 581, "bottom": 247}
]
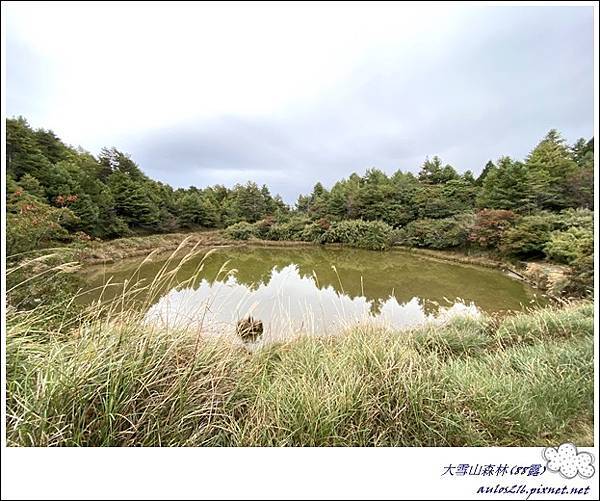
[{"left": 82, "top": 246, "right": 545, "bottom": 344}]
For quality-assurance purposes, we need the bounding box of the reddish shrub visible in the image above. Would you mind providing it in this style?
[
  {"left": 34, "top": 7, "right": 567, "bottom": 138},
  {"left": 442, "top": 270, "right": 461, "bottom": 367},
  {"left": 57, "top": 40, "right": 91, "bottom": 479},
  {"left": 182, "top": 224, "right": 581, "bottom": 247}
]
[{"left": 468, "top": 209, "right": 517, "bottom": 249}]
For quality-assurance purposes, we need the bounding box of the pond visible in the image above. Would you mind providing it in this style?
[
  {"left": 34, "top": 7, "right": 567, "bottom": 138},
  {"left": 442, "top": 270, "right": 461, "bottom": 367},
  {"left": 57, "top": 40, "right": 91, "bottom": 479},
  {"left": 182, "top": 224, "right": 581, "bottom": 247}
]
[{"left": 81, "top": 246, "right": 545, "bottom": 345}]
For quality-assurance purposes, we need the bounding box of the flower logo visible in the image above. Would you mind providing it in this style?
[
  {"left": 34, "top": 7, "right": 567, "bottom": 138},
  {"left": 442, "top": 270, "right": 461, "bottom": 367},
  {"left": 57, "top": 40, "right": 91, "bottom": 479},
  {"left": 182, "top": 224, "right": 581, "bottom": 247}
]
[{"left": 543, "top": 443, "right": 595, "bottom": 479}]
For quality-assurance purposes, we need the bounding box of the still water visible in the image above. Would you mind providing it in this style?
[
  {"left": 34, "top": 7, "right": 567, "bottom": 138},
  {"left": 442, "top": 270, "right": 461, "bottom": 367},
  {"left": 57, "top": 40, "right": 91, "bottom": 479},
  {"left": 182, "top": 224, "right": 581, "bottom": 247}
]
[{"left": 82, "top": 246, "right": 545, "bottom": 344}]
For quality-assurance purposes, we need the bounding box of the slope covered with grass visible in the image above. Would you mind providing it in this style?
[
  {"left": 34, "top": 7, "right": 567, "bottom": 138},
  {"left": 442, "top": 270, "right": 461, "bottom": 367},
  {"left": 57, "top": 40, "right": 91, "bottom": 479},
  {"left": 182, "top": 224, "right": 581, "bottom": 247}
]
[{"left": 6, "top": 298, "right": 593, "bottom": 447}]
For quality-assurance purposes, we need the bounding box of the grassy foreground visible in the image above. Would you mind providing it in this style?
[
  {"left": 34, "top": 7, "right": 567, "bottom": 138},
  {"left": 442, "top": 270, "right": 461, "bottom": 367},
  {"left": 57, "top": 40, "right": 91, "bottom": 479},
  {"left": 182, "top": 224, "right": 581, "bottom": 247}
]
[{"left": 6, "top": 294, "right": 594, "bottom": 446}]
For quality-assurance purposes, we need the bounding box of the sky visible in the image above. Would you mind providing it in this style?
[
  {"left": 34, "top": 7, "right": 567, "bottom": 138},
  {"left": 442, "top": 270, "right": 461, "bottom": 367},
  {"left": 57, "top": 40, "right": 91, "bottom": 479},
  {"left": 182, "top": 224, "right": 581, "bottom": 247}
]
[{"left": 4, "top": 2, "right": 595, "bottom": 203}]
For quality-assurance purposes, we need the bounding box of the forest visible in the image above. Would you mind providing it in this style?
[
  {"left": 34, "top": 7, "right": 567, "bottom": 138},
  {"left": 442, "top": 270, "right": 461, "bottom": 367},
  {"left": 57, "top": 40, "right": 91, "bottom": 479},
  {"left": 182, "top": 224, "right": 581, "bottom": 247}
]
[{"left": 6, "top": 116, "right": 594, "bottom": 295}]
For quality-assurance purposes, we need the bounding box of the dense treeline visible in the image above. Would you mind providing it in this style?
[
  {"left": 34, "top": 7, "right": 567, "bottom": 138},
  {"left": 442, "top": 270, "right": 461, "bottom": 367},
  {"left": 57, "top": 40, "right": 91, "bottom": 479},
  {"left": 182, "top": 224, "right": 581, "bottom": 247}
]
[
  {"left": 6, "top": 117, "right": 288, "bottom": 253},
  {"left": 294, "top": 129, "right": 593, "bottom": 222},
  {"left": 231, "top": 129, "right": 594, "bottom": 294},
  {"left": 5, "top": 117, "right": 594, "bottom": 295}
]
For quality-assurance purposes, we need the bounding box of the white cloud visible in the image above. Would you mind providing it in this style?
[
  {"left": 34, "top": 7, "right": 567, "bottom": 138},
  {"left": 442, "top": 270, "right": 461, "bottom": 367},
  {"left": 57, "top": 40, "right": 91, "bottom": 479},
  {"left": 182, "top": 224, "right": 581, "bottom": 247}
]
[{"left": 5, "top": 2, "right": 463, "bottom": 143}]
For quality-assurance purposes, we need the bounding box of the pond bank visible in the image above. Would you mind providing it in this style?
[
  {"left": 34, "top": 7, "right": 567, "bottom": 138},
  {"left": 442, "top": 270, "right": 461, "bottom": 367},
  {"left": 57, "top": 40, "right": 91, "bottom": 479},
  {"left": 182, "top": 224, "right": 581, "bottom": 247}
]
[
  {"left": 73, "top": 231, "right": 569, "bottom": 294},
  {"left": 74, "top": 230, "right": 316, "bottom": 265}
]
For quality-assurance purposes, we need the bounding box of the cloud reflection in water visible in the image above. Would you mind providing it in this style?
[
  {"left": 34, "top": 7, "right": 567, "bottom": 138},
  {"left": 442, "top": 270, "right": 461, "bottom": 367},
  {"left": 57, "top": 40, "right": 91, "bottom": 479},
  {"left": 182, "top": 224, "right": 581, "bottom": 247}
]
[{"left": 145, "top": 264, "right": 481, "bottom": 345}]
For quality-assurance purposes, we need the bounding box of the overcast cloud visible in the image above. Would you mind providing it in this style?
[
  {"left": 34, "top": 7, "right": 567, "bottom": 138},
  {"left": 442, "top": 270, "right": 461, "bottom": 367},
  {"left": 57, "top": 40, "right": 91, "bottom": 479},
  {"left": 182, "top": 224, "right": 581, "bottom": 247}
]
[{"left": 4, "top": 2, "right": 594, "bottom": 203}]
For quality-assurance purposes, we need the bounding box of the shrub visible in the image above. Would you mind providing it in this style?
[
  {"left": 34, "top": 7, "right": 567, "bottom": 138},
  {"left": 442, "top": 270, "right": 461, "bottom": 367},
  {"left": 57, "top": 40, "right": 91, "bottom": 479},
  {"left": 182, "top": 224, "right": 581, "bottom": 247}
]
[
  {"left": 542, "top": 218, "right": 594, "bottom": 297},
  {"left": 554, "top": 208, "right": 593, "bottom": 231},
  {"left": 544, "top": 227, "right": 593, "bottom": 265},
  {"left": 500, "top": 212, "right": 560, "bottom": 258},
  {"left": 7, "top": 190, "right": 78, "bottom": 255},
  {"left": 300, "top": 218, "right": 331, "bottom": 243},
  {"left": 267, "top": 216, "right": 311, "bottom": 241},
  {"left": 224, "top": 221, "right": 256, "bottom": 240},
  {"left": 394, "top": 214, "right": 473, "bottom": 249},
  {"left": 468, "top": 209, "right": 517, "bottom": 249},
  {"left": 562, "top": 255, "right": 594, "bottom": 297},
  {"left": 321, "top": 220, "right": 394, "bottom": 250},
  {"left": 253, "top": 216, "right": 276, "bottom": 239}
]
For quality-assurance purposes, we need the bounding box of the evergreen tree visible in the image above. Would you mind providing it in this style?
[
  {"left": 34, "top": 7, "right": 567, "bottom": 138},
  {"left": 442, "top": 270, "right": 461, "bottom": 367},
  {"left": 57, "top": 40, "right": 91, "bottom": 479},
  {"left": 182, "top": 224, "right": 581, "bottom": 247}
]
[
  {"left": 476, "top": 161, "right": 495, "bottom": 186},
  {"left": 418, "top": 156, "right": 443, "bottom": 184},
  {"left": 525, "top": 129, "right": 579, "bottom": 210},
  {"left": 571, "top": 137, "right": 594, "bottom": 169},
  {"left": 477, "top": 157, "right": 533, "bottom": 211},
  {"left": 109, "top": 172, "right": 161, "bottom": 228},
  {"left": 462, "top": 170, "right": 476, "bottom": 184},
  {"left": 69, "top": 194, "right": 100, "bottom": 234},
  {"left": 18, "top": 174, "right": 46, "bottom": 199},
  {"left": 418, "top": 156, "right": 458, "bottom": 184}
]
